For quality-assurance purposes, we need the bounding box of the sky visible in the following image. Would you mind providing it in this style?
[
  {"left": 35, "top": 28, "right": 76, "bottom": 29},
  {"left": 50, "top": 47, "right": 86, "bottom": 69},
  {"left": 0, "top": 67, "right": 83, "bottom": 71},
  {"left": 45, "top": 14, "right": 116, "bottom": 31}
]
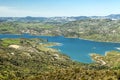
[{"left": 0, "top": 0, "right": 120, "bottom": 17}]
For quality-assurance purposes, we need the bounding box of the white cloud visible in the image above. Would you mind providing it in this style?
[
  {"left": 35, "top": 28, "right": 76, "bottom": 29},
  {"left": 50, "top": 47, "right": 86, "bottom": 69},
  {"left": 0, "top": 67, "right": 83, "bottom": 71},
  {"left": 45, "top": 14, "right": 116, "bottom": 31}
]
[
  {"left": 0, "top": 6, "right": 106, "bottom": 17},
  {"left": 0, "top": 6, "right": 47, "bottom": 17},
  {"left": 0, "top": 6, "right": 83, "bottom": 17}
]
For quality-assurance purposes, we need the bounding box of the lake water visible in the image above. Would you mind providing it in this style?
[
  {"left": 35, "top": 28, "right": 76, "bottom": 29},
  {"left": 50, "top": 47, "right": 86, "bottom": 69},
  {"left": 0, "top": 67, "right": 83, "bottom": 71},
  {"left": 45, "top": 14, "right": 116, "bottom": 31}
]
[{"left": 0, "top": 34, "right": 120, "bottom": 63}]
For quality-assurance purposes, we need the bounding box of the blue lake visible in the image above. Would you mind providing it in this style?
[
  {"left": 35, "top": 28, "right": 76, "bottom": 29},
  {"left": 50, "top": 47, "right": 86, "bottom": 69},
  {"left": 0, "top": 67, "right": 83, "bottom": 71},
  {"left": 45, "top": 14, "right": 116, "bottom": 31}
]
[{"left": 0, "top": 34, "right": 120, "bottom": 63}]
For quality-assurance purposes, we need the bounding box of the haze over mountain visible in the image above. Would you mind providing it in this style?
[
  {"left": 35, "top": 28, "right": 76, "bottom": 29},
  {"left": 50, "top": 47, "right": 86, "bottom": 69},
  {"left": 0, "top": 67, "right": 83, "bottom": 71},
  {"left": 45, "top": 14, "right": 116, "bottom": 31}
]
[{"left": 0, "top": 14, "right": 120, "bottom": 23}]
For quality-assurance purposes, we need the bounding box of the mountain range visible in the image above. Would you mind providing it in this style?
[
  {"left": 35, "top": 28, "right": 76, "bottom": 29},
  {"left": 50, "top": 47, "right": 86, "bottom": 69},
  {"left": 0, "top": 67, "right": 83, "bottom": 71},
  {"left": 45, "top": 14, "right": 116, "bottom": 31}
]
[{"left": 0, "top": 14, "right": 120, "bottom": 23}]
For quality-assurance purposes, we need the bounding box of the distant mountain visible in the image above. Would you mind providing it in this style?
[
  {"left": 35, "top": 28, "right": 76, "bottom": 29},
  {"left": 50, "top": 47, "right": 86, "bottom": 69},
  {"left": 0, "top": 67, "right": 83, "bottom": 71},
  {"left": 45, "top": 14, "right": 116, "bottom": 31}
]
[
  {"left": 90, "top": 14, "right": 120, "bottom": 20},
  {"left": 0, "top": 14, "right": 120, "bottom": 23},
  {"left": 0, "top": 16, "right": 90, "bottom": 23},
  {"left": 106, "top": 14, "right": 120, "bottom": 20}
]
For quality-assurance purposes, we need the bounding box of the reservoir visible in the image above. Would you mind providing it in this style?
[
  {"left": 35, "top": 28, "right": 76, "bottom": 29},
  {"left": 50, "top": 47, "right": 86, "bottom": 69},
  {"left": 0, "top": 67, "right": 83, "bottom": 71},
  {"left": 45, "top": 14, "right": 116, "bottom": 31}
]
[{"left": 0, "top": 34, "right": 120, "bottom": 63}]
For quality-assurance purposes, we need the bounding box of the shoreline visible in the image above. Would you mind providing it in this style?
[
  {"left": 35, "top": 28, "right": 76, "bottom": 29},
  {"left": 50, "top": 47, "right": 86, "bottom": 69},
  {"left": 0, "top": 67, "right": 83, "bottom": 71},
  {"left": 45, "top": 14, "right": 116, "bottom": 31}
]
[
  {"left": 78, "top": 37, "right": 120, "bottom": 44},
  {"left": 56, "top": 35, "right": 120, "bottom": 44},
  {"left": 1, "top": 33, "right": 120, "bottom": 64},
  {"left": 0, "top": 33, "right": 120, "bottom": 44}
]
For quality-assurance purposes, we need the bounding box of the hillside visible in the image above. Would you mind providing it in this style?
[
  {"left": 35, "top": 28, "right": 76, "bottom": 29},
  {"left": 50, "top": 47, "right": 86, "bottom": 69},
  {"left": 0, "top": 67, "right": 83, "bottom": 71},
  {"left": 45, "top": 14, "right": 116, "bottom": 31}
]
[
  {"left": 60, "top": 19, "right": 120, "bottom": 42},
  {"left": 0, "top": 18, "right": 120, "bottom": 42},
  {"left": 0, "top": 38, "right": 120, "bottom": 80},
  {"left": 0, "top": 38, "right": 79, "bottom": 80}
]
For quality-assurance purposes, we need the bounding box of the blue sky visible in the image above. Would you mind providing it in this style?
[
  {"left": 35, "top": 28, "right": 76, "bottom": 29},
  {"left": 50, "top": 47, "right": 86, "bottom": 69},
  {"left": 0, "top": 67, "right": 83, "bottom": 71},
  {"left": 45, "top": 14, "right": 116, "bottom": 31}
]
[{"left": 0, "top": 0, "right": 120, "bottom": 17}]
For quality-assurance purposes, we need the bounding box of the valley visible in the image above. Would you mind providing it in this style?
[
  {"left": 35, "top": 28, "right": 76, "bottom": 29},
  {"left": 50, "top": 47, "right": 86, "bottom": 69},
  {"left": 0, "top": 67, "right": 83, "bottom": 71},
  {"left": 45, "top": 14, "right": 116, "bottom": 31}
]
[
  {"left": 0, "top": 15, "right": 120, "bottom": 42},
  {"left": 0, "top": 15, "right": 120, "bottom": 80}
]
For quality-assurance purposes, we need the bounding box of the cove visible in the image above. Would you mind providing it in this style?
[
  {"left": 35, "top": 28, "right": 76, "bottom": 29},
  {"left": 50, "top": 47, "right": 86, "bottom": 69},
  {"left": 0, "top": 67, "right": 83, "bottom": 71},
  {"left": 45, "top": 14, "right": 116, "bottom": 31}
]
[{"left": 0, "top": 34, "right": 120, "bottom": 63}]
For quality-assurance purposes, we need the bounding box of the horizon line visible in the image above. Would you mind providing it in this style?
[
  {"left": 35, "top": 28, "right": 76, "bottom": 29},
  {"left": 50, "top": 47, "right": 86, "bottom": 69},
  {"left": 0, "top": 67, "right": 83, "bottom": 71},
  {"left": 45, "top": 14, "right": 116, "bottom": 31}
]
[{"left": 0, "top": 13, "right": 120, "bottom": 17}]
